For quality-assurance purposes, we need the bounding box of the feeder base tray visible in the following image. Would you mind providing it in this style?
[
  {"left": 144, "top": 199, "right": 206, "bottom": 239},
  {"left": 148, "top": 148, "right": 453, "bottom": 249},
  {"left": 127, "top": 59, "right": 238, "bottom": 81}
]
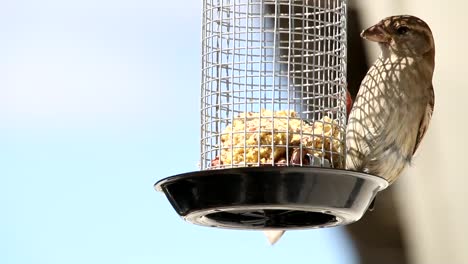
[{"left": 154, "top": 167, "right": 388, "bottom": 230}]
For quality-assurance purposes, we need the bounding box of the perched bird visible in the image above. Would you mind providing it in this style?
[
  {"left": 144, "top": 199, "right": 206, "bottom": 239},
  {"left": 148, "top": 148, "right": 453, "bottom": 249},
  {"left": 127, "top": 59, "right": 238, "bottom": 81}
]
[
  {"left": 264, "top": 15, "right": 435, "bottom": 245},
  {"left": 346, "top": 15, "right": 435, "bottom": 184}
]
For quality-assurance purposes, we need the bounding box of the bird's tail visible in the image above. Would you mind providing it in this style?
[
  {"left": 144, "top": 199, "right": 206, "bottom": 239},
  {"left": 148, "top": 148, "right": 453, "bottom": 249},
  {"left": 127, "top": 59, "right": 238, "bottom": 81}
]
[{"left": 263, "top": 230, "right": 285, "bottom": 245}]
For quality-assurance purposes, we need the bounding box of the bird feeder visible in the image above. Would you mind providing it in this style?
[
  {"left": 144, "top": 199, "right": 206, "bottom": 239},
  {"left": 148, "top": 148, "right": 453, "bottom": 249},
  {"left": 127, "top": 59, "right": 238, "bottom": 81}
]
[{"left": 155, "top": 0, "right": 387, "bottom": 230}]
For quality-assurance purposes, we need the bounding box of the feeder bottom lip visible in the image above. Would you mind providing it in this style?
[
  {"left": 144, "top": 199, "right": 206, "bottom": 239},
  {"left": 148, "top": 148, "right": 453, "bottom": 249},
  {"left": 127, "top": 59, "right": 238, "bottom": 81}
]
[{"left": 183, "top": 206, "right": 357, "bottom": 230}]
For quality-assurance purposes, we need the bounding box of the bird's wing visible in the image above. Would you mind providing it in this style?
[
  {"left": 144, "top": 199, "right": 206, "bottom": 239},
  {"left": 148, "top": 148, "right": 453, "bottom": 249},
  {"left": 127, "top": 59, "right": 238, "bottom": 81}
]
[{"left": 413, "top": 84, "right": 434, "bottom": 154}]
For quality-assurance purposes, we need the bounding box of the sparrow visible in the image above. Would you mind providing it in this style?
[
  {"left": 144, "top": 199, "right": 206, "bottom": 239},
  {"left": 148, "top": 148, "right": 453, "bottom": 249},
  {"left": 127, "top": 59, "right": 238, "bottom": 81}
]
[
  {"left": 346, "top": 15, "right": 435, "bottom": 184},
  {"left": 264, "top": 15, "right": 435, "bottom": 245}
]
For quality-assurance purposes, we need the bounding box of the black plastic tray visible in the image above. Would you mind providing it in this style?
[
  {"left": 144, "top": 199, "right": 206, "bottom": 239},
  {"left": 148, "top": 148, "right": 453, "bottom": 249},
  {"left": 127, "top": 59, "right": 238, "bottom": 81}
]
[{"left": 155, "top": 167, "right": 388, "bottom": 230}]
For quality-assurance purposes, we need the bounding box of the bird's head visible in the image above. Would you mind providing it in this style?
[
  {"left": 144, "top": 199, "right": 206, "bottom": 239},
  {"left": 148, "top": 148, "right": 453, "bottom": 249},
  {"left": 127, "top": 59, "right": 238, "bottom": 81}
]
[{"left": 361, "top": 15, "right": 434, "bottom": 60}]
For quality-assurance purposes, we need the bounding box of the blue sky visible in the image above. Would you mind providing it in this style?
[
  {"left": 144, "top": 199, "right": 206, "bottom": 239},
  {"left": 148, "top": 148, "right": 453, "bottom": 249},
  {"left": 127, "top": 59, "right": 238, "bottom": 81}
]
[{"left": 0, "top": 1, "right": 357, "bottom": 263}]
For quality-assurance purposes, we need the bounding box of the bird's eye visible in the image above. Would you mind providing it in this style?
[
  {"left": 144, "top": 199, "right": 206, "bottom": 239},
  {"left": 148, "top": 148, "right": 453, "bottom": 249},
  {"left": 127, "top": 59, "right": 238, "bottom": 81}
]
[{"left": 396, "top": 25, "right": 410, "bottom": 35}]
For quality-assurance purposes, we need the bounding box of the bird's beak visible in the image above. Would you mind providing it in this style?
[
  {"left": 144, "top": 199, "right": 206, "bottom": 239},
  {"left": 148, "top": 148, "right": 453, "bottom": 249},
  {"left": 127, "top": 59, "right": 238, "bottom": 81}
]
[{"left": 360, "top": 24, "right": 391, "bottom": 43}]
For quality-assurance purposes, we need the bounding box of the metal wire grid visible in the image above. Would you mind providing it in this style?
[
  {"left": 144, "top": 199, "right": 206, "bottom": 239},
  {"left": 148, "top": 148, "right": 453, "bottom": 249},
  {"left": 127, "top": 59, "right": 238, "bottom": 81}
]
[{"left": 200, "top": 0, "right": 347, "bottom": 170}]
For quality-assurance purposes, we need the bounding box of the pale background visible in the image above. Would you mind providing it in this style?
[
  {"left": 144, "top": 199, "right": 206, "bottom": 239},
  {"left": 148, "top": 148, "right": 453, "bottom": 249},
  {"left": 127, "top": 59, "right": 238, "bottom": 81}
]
[{"left": 0, "top": 1, "right": 356, "bottom": 263}]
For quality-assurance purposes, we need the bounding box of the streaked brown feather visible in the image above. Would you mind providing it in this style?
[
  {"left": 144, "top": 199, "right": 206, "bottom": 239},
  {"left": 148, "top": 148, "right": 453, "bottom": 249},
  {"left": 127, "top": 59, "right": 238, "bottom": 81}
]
[{"left": 413, "top": 85, "right": 434, "bottom": 154}]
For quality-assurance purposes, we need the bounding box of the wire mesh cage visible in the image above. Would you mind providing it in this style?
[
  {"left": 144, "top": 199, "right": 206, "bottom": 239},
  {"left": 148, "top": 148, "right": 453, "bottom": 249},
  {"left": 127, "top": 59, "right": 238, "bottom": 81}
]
[
  {"left": 155, "top": 0, "right": 388, "bottom": 230},
  {"left": 201, "top": 0, "right": 348, "bottom": 170}
]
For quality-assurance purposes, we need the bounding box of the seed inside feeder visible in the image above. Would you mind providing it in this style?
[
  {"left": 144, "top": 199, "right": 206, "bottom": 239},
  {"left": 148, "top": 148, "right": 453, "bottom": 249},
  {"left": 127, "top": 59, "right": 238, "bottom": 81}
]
[{"left": 213, "top": 109, "right": 342, "bottom": 168}]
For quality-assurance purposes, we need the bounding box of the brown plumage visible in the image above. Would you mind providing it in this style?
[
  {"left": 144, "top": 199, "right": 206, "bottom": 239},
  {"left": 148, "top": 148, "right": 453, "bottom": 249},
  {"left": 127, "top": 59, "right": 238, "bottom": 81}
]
[
  {"left": 346, "top": 15, "right": 435, "bottom": 184},
  {"left": 264, "top": 15, "right": 435, "bottom": 246}
]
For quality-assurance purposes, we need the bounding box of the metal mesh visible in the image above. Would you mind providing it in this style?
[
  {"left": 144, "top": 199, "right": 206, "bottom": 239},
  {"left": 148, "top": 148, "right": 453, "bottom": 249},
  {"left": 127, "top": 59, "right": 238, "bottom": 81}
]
[{"left": 200, "top": 0, "right": 347, "bottom": 170}]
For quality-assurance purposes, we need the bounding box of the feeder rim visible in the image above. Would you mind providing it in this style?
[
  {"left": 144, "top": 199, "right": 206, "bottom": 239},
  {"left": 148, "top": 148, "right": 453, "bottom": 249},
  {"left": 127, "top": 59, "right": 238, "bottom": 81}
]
[{"left": 154, "top": 167, "right": 389, "bottom": 192}]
